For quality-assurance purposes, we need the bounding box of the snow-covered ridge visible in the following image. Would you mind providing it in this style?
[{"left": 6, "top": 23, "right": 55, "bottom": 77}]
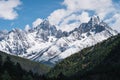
[{"left": 0, "top": 16, "right": 118, "bottom": 65}]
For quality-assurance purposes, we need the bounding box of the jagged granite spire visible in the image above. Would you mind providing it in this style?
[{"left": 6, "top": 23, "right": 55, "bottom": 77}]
[{"left": 88, "top": 16, "right": 100, "bottom": 27}]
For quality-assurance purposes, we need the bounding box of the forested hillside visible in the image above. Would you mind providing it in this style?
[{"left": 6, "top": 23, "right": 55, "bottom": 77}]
[
  {"left": 47, "top": 34, "right": 120, "bottom": 80},
  {"left": 0, "top": 51, "right": 50, "bottom": 80}
]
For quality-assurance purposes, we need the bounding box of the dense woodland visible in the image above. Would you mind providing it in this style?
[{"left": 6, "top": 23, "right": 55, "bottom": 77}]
[
  {"left": 0, "top": 51, "right": 51, "bottom": 80},
  {"left": 0, "top": 54, "right": 50, "bottom": 80},
  {"left": 47, "top": 34, "right": 120, "bottom": 80}
]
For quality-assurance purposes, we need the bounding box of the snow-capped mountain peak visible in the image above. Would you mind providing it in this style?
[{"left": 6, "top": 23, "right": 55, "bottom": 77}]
[
  {"left": 88, "top": 16, "right": 100, "bottom": 26},
  {"left": 0, "top": 16, "right": 118, "bottom": 65}
]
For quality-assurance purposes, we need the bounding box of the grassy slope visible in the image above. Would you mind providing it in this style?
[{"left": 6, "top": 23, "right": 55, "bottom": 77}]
[
  {"left": 48, "top": 34, "right": 120, "bottom": 79},
  {"left": 0, "top": 51, "right": 50, "bottom": 75}
]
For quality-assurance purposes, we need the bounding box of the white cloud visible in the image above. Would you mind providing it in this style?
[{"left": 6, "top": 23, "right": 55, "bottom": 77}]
[
  {"left": 78, "top": 12, "right": 90, "bottom": 23},
  {"left": 48, "top": 9, "right": 69, "bottom": 25},
  {"left": 59, "top": 22, "right": 80, "bottom": 31},
  {"left": 25, "top": 24, "right": 31, "bottom": 32},
  {"left": 59, "top": 12, "right": 90, "bottom": 31},
  {"left": 0, "top": 0, "right": 21, "bottom": 20},
  {"left": 62, "top": 0, "right": 114, "bottom": 19},
  {"left": 48, "top": 8, "right": 91, "bottom": 31},
  {"left": 32, "top": 18, "right": 43, "bottom": 28},
  {"left": 106, "top": 13, "right": 120, "bottom": 33},
  {"left": 48, "top": 0, "right": 120, "bottom": 32}
]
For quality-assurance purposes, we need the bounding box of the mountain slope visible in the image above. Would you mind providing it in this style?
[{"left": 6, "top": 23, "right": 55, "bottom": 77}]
[
  {"left": 0, "top": 16, "right": 117, "bottom": 65},
  {"left": 47, "top": 34, "right": 120, "bottom": 80},
  {"left": 0, "top": 51, "right": 50, "bottom": 75}
]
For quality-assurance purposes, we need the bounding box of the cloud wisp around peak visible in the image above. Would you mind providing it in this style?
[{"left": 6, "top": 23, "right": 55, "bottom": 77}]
[{"left": 48, "top": 0, "right": 120, "bottom": 32}]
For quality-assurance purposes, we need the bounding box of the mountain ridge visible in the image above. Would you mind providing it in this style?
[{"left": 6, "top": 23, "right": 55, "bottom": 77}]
[
  {"left": 0, "top": 51, "right": 50, "bottom": 75},
  {"left": 0, "top": 16, "right": 118, "bottom": 65},
  {"left": 47, "top": 34, "right": 120, "bottom": 80}
]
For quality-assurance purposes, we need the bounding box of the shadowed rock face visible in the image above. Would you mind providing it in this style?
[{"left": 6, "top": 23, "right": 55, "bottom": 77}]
[
  {"left": 70, "top": 16, "right": 115, "bottom": 40},
  {"left": 78, "top": 16, "right": 105, "bottom": 33}
]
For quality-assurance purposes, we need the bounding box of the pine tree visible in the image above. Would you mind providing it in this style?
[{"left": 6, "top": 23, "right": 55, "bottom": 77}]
[
  {"left": 0, "top": 55, "right": 3, "bottom": 72},
  {"left": 22, "top": 75, "right": 33, "bottom": 80},
  {"left": 57, "top": 72, "right": 65, "bottom": 80},
  {"left": 2, "top": 71, "right": 12, "bottom": 80},
  {"left": 0, "top": 55, "right": 2, "bottom": 67}
]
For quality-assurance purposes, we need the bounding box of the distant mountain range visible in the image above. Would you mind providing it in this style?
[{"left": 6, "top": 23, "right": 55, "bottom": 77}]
[{"left": 0, "top": 16, "right": 118, "bottom": 65}]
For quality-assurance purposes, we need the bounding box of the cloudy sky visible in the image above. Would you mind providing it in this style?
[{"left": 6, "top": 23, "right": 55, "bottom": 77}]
[{"left": 0, "top": 0, "right": 120, "bottom": 32}]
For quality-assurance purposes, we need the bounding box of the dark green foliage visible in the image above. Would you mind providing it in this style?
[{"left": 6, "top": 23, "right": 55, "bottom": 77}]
[
  {"left": 0, "top": 51, "right": 50, "bottom": 75},
  {"left": 22, "top": 75, "right": 33, "bottom": 80},
  {"left": 56, "top": 72, "right": 66, "bottom": 80},
  {"left": 0, "top": 55, "right": 2, "bottom": 73},
  {"left": 0, "top": 55, "right": 2, "bottom": 66},
  {"left": 47, "top": 34, "right": 120, "bottom": 80},
  {"left": 2, "top": 71, "right": 12, "bottom": 80},
  {"left": 0, "top": 51, "right": 51, "bottom": 80},
  {"left": 0, "top": 55, "right": 49, "bottom": 80}
]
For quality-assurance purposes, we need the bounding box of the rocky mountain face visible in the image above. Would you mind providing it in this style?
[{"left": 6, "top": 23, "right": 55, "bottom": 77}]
[{"left": 0, "top": 16, "right": 118, "bottom": 65}]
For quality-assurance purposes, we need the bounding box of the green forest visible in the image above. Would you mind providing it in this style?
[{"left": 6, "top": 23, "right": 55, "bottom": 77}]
[
  {"left": 0, "top": 51, "right": 50, "bottom": 80},
  {"left": 48, "top": 34, "right": 120, "bottom": 80}
]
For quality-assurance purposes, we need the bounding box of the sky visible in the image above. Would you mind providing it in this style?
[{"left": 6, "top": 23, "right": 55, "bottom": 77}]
[
  {"left": 0, "top": 0, "right": 120, "bottom": 32},
  {"left": 0, "top": 0, "right": 64, "bottom": 30}
]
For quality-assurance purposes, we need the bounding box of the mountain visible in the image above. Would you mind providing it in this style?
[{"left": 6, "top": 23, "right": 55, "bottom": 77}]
[
  {"left": 0, "top": 51, "right": 50, "bottom": 80},
  {"left": 0, "top": 51, "right": 50, "bottom": 75},
  {"left": 0, "top": 16, "right": 118, "bottom": 65},
  {"left": 47, "top": 34, "right": 120, "bottom": 80}
]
